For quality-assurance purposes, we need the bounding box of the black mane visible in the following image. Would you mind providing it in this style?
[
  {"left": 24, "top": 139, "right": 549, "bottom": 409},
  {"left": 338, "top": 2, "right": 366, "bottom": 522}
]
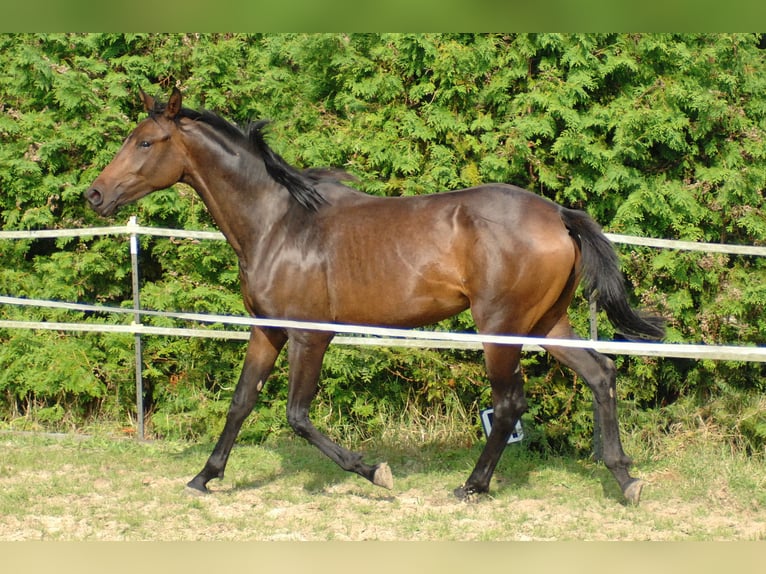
[
  {"left": 247, "top": 120, "right": 327, "bottom": 211},
  {"left": 151, "top": 100, "right": 329, "bottom": 212}
]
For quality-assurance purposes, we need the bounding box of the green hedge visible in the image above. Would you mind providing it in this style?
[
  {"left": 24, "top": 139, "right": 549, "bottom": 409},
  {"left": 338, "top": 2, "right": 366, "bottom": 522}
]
[{"left": 2, "top": 33, "right": 766, "bottom": 452}]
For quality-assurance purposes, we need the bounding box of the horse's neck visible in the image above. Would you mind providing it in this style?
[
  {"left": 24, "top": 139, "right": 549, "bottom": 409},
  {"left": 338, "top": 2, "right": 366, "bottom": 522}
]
[{"left": 180, "top": 128, "right": 292, "bottom": 263}]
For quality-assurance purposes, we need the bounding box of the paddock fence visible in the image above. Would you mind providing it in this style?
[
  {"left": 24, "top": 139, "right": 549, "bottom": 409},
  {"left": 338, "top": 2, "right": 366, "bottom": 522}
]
[{"left": 2, "top": 216, "right": 766, "bottom": 439}]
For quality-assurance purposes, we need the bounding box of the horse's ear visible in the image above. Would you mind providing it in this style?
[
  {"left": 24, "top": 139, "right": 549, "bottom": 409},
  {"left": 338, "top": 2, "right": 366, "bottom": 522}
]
[
  {"left": 139, "top": 88, "right": 155, "bottom": 113},
  {"left": 165, "top": 87, "right": 182, "bottom": 119}
]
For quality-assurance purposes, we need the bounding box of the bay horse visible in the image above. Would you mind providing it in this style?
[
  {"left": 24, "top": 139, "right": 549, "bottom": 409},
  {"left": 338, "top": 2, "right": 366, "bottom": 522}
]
[{"left": 85, "top": 88, "right": 664, "bottom": 504}]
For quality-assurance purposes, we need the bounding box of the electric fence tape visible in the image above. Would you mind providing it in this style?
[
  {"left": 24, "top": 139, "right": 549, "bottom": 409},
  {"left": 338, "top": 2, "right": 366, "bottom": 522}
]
[{"left": 1, "top": 295, "right": 765, "bottom": 362}]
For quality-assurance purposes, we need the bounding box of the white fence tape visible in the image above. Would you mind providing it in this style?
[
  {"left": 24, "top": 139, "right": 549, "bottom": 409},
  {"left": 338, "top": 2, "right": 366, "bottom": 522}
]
[
  {"left": 2, "top": 224, "right": 766, "bottom": 363},
  {"left": 0, "top": 223, "right": 225, "bottom": 241},
  {"left": 4, "top": 224, "right": 766, "bottom": 255},
  {"left": 1, "top": 294, "right": 765, "bottom": 362},
  {"left": 604, "top": 233, "right": 766, "bottom": 257}
]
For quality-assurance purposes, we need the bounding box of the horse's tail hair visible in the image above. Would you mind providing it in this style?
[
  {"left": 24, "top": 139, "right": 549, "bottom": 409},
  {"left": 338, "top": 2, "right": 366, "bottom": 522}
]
[{"left": 560, "top": 207, "right": 665, "bottom": 342}]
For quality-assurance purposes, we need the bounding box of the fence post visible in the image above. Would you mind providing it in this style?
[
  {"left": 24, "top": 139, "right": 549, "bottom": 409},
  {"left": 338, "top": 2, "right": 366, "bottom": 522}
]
[
  {"left": 128, "top": 215, "right": 144, "bottom": 441},
  {"left": 589, "top": 291, "right": 603, "bottom": 462}
]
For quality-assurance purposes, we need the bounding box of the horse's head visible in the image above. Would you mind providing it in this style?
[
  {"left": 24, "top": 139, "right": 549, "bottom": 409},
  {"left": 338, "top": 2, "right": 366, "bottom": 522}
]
[{"left": 85, "top": 88, "right": 187, "bottom": 216}]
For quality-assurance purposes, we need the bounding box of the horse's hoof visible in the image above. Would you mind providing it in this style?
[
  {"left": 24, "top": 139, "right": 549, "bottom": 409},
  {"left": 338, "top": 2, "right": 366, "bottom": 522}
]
[
  {"left": 185, "top": 478, "right": 210, "bottom": 495},
  {"left": 453, "top": 485, "right": 481, "bottom": 503},
  {"left": 372, "top": 462, "right": 394, "bottom": 490},
  {"left": 623, "top": 478, "right": 644, "bottom": 506}
]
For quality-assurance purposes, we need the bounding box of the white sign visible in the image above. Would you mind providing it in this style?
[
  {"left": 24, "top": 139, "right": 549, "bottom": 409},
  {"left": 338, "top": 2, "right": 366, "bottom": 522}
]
[{"left": 480, "top": 408, "right": 524, "bottom": 444}]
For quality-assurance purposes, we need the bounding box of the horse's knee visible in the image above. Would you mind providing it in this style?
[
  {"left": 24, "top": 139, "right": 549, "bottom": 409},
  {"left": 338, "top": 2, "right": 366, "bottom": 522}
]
[
  {"left": 227, "top": 378, "right": 265, "bottom": 419},
  {"left": 493, "top": 387, "right": 527, "bottom": 428},
  {"left": 512, "top": 386, "right": 528, "bottom": 414},
  {"left": 227, "top": 394, "right": 254, "bottom": 421},
  {"left": 508, "top": 379, "right": 528, "bottom": 411},
  {"left": 499, "top": 396, "right": 527, "bottom": 419}
]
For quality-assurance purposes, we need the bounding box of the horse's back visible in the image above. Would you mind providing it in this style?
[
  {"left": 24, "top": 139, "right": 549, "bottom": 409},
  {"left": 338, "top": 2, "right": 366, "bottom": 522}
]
[
  {"left": 319, "top": 183, "right": 575, "bottom": 264},
  {"left": 317, "top": 181, "right": 565, "bottom": 229}
]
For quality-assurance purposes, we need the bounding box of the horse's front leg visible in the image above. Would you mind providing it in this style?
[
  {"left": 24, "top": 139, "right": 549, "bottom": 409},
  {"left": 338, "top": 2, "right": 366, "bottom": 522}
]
[
  {"left": 187, "top": 327, "right": 286, "bottom": 493},
  {"left": 285, "top": 331, "right": 393, "bottom": 490}
]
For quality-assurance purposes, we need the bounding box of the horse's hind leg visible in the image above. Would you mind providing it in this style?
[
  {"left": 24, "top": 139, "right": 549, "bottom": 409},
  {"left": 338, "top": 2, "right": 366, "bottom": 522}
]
[
  {"left": 187, "top": 327, "right": 286, "bottom": 493},
  {"left": 455, "top": 344, "right": 526, "bottom": 499},
  {"left": 285, "top": 332, "right": 393, "bottom": 489},
  {"left": 543, "top": 319, "right": 643, "bottom": 505}
]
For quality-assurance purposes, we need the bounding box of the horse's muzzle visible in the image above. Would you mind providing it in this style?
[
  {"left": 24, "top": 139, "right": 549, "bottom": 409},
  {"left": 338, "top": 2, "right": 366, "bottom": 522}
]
[{"left": 84, "top": 186, "right": 113, "bottom": 215}]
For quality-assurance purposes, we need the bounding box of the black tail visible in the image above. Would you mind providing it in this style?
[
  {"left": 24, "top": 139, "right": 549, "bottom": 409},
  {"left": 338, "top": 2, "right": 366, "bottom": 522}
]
[{"left": 560, "top": 207, "right": 665, "bottom": 342}]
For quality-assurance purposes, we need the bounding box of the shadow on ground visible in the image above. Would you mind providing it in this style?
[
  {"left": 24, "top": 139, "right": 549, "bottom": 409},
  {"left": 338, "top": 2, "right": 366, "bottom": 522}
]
[{"left": 175, "top": 434, "right": 629, "bottom": 504}]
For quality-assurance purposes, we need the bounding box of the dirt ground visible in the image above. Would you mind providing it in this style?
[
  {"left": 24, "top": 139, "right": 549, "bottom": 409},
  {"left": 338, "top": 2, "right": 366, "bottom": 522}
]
[{"left": 2, "top": 432, "right": 765, "bottom": 541}]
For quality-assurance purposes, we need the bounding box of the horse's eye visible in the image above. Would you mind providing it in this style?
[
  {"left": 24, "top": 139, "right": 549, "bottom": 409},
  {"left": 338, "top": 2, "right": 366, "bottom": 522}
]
[{"left": 139, "top": 140, "right": 151, "bottom": 148}]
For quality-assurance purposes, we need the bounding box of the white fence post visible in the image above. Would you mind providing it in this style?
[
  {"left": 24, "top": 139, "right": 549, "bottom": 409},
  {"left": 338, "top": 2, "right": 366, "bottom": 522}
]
[
  {"left": 589, "top": 291, "right": 603, "bottom": 462},
  {"left": 128, "top": 216, "right": 144, "bottom": 441}
]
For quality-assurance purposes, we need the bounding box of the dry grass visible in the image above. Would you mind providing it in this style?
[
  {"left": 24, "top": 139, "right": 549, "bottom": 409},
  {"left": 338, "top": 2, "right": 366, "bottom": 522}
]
[{"left": 2, "top": 422, "right": 766, "bottom": 541}]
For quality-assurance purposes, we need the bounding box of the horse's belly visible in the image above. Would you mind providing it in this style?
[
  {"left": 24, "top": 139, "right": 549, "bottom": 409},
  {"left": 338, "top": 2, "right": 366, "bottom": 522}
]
[{"left": 330, "top": 277, "right": 470, "bottom": 328}]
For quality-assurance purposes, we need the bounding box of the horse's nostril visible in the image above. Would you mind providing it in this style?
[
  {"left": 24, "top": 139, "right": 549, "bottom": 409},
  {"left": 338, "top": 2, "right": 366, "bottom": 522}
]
[{"left": 86, "top": 187, "right": 103, "bottom": 206}]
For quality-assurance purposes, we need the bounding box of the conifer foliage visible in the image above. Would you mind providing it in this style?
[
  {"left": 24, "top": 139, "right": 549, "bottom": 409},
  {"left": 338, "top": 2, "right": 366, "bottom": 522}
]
[{"left": 1, "top": 34, "right": 765, "bottom": 450}]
